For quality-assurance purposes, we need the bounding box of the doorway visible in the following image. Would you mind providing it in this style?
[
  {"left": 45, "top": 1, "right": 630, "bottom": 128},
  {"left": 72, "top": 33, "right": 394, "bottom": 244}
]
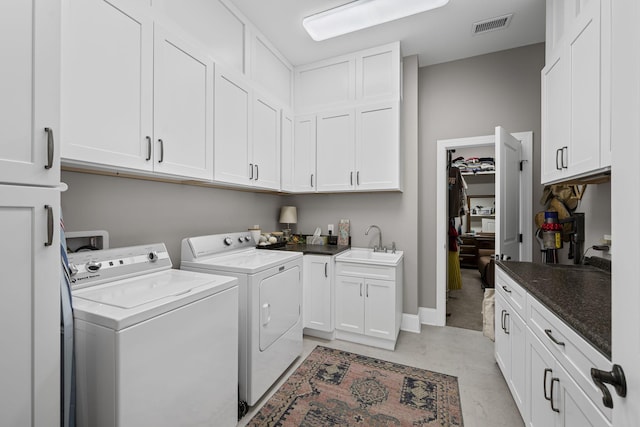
[{"left": 434, "top": 128, "right": 533, "bottom": 328}]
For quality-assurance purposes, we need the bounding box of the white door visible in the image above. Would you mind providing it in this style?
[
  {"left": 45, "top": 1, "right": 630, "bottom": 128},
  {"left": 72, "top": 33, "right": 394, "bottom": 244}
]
[
  {"left": 0, "top": 185, "right": 60, "bottom": 426},
  {"left": 316, "top": 109, "right": 355, "bottom": 192},
  {"left": 303, "top": 255, "right": 332, "bottom": 331},
  {"left": 280, "top": 111, "right": 294, "bottom": 191},
  {"left": 527, "top": 330, "right": 559, "bottom": 427},
  {"left": 355, "top": 102, "right": 400, "bottom": 190},
  {"left": 61, "top": 0, "right": 153, "bottom": 170},
  {"left": 364, "top": 279, "right": 395, "bottom": 339},
  {"left": 153, "top": 25, "right": 213, "bottom": 180},
  {"left": 214, "top": 68, "right": 250, "bottom": 185},
  {"left": 335, "top": 275, "right": 364, "bottom": 333},
  {"left": 495, "top": 126, "right": 522, "bottom": 261},
  {"left": 611, "top": 1, "right": 640, "bottom": 424},
  {"left": 0, "top": 0, "right": 60, "bottom": 186},
  {"left": 292, "top": 115, "right": 317, "bottom": 192},
  {"left": 252, "top": 93, "right": 281, "bottom": 190}
]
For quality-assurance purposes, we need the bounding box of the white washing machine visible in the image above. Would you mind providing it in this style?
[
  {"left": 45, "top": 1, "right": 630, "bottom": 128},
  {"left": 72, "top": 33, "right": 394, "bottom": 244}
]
[
  {"left": 68, "top": 243, "right": 239, "bottom": 427},
  {"left": 181, "top": 232, "right": 303, "bottom": 408}
]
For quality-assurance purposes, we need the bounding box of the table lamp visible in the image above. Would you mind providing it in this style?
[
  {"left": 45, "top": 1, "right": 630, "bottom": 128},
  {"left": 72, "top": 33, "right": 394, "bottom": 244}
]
[{"left": 279, "top": 206, "right": 297, "bottom": 240}]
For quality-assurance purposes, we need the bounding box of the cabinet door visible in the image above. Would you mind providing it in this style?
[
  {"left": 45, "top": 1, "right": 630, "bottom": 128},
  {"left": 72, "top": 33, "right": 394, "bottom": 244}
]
[
  {"left": 355, "top": 102, "right": 400, "bottom": 190},
  {"left": 316, "top": 109, "right": 355, "bottom": 192},
  {"left": 364, "top": 279, "right": 395, "bottom": 340},
  {"left": 291, "top": 115, "right": 317, "bottom": 192},
  {"left": 303, "top": 255, "right": 333, "bottom": 331},
  {"left": 280, "top": 110, "right": 294, "bottom": 191},
  {"left": 541, "top": 51, "right": 570, "bottom": 184},
  {"left": 335, "top": 275, "right": 364, "bottom": 333},
  {"left": 527, "top": 330, "right": 559, "bottom": 427},
  {"left": 495, "top": 292, "right": 511, "bottom": 378},
  {"left": 557, "top": 362, "right": 611, "bottom": 427},
  {"left": 0, "top": 185, "right": 59, "bottom": 426},
  {"left": 252, "top": 93, "right": 281, "bottom": 190},
  {"left": 214, "top": 68, "right": 251, "bottom": 185},
  {"left": 0, "top": 0, "right": 60, "bottom": 186},
  {"left": 509, "top": 307, "right": 528, "bottom": 420},
  {"left": 61, "top": 0, "right": 153, "bottom": 170},
  {"left": 153, "top": 25, "right": 213, "bottom": 180}
]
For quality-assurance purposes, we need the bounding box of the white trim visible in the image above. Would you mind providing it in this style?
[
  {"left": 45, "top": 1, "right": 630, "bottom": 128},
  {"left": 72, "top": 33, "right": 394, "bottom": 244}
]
[
  {"left": 435, "top": 131, "right": 533, "bottom": 327},
  {"left": 419, "top": 307, "right": 442, "bottom": 326},
  {"left": 303, "top": 328, "right": 336, "bottom": 341},
  {"left": 400, "top": 313, "right": 421, "bottom": 333},
  {"left": 335, "top": 330, "right": 397, "bottom": 350}
]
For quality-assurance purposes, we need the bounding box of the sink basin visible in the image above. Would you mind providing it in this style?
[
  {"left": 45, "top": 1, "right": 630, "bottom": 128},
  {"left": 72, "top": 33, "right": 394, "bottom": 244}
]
[{"left": 336, "top": 248, "right": 403, "bottom": 266}]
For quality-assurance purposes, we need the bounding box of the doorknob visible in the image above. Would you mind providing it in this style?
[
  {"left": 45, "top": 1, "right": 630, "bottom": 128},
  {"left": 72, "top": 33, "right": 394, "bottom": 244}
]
[{"left": 591, "top": 364, "right": 627, "bottom": 409}]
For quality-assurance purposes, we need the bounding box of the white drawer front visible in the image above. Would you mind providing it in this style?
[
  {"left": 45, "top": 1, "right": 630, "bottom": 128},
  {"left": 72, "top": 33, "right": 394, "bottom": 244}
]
[
  {"left": 527, "top": 295, "right": 612, "bottom": 421},
  {"left": 496, "top": 268, "right": 527, "bottom": 319},
  {"left": 335, "top": 262, "right": 396, "bottom": 281}
]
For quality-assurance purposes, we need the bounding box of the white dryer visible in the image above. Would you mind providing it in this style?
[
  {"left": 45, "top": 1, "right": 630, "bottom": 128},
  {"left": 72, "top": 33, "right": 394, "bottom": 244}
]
[
  {"left": 68, "top": 243, "right": 238, "bottom": 427},
  {"left": 181, "top": 232, "right": 303, "bottom": 408}
]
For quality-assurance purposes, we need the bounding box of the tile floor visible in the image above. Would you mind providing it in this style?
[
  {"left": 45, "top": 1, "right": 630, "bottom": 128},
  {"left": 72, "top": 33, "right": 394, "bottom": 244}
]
[{"left": 238, "top": 325, "right": 524, "bottom": 427}]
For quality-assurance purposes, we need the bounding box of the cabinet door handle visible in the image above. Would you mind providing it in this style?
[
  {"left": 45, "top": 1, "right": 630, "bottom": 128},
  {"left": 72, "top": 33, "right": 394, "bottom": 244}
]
[
  {"left": 249, "top": 163, "right": 253, "bottom": 179},
  {"left": 145, "top": 136, "right": 152, "bottom": 161},
  {"left": 502, "top": 285, "right": 511, "bottom": 294},
  {"left": 44, "top": 205, "right": 54, "bottom": 247},
  {"left": 157, "top": 139, "right": 164, "bottom": 163},
  {"left": 504, "top": 312, "right": 510, "bottom": 334},
  {"left": 255, "top": 164, "right": 259, "bottom": 180},
  {"left": 324, "top": 263, "right": 328, "bottom": 277},
  {"left": 44, "top": 128, "right": 55, "bottom": 170},
  {"left": 500, "top": 309, "right": 506, "bottom": 331},
  {"left": 550, "top": 377, "right": 560, "bottom": 413},
  {"left": 357, "top": 171, "right": 360, "bottom": 185},
  {"left": 555, "top": 148, "right": 562, "bottom": 171},
  {"left": 360, "top": 283, "right": 362, "bottom": 297},
  {"left": 544, "top": 329, "right": 565, "bottom": 347},
  {"left": 311, "top": 174, "right": 314, "bottom": 188},
  {"left": 543, "top": 368, "right": 553, "bottom": 401},
  {"left": 350, "top": 171, "right": 353, "bottom": 186},
  {"left": 591, "top": 364, "right": 627, "bottom": 409},
  {"left": 561, "top": 146, "right": 568, "bottom": 169},
  {"left": 366, "top": 283, "right": 369, "bottom": 297}
]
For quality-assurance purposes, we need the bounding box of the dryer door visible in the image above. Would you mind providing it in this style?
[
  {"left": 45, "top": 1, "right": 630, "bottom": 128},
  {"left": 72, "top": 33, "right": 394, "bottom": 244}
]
[{"left": 259, "top": 266, "right": 301, "bottom": 351}]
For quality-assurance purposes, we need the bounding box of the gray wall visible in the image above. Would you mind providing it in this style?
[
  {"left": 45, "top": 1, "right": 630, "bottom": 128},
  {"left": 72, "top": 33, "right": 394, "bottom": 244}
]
[
  {"left": 419, "top": 43, "right": 546, "bottom": 308},
  {"left": 286, "top": 55, "right": 421, "bottom": 315},
  {"left": 61, "top": 172, "right": 283, "bottom": 265}
]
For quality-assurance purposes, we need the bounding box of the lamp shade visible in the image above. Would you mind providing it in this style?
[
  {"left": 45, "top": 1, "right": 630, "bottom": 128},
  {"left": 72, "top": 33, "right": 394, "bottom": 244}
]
[{"left": 279, "top": 206, "right": 297, "bottom": 224}]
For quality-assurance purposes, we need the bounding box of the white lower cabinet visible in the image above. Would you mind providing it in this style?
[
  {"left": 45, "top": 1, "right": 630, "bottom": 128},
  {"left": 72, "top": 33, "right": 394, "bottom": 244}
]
[
  {"left": 334, "top": 260, "right": 402, "bottom": 350},
  {"left": 303, "top": 255, "right": 334, "bottom": 334},
  {"left": 496, "top": 266, "right": 612, "bottom": 427}
]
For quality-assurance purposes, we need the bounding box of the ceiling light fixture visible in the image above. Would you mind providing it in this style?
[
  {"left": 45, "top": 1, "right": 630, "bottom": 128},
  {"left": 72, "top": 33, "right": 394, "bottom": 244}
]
[{"left": 303, "top": 0, "right": 450, "bottom": 41}]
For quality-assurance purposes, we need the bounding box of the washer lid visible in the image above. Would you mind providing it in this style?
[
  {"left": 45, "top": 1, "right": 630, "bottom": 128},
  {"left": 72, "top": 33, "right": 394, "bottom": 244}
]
[{"left": 72, "top": 269, "right": 237, "bottom": 330}]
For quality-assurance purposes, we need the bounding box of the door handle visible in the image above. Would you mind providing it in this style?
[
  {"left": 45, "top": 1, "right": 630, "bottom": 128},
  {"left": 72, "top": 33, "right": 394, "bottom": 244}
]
[
  {"left": 504, "top": 312, "right": 509, "bottom": 334},
  {"left": 591, "top": 364, "right": 627, "bottom": 409},
  {"left": 157, "top": 139, "right": 164, "bottom": 163},
  {"left": 500, "top": 309, "right": 506, "bottom": 331},
  {"left": 44, "top": 128, "right": 54, "bottom": 170},
  {"left": 543, "top": 368, "right": 552, "bottom": 401},
  {"left": 501, "top": 285, "right": 512, "bottom": 294},
  {"left": 249, "top": 163, "right": 253, "bottom": 179},
  {"left": 366, "top": 283, "right": 369, "bottom": 297},
  {"left": 261, "top": 303, "right": 271, "bottom": 326},
  {"left": 561, "top": 146, "right": 568, "bottom": 169},
  {"left": 359, "top": 283, "right": 362, "bottom": 297},
  {"left": 555, "top": 148, "right": 562, "bottom": 171},
  {"left": 145, "top": 136, "right": 152, "bottom": 161},
  {"left": 44, "top": 205, "right": 54, "bottom": 247},
  {"left": 544, "top": 329, "right": 565, "bottom": 347},
  {"left": 357, "top": 171, "right": 360, "bottom": 185},
  {"left": 550, "top": 377, "right": 560, "bottom": 413},
  {"left": 311, "top": 174, "right": 314, "bottom": 188},
  {"left": 324, "top": 263, "right": 328, "bottom": 277},
  {"left": 255, "top": 164, "right": 259, "bottom": 180},
  {"left": 350, "top": 171, "right": 353, "bottom": 186}
]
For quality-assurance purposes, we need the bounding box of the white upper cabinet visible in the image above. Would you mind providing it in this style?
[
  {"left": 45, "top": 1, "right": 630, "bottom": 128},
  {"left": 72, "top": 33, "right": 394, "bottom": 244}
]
[
  {"left": 251, "top": 91, "right": 281, "bottom": 190},
  {"left": 251, "top": 34, "right": 293, "bottom": 107},
  {"left": 316, "top": 109, "right": 356, "bottom": 192},
  {"left": 282, "top": 114, "right": 316, "bottom": 193},
  {"left": 0, "top": 0, "right": 60, "bottom": 186},
  {"left": 541, "top": 0, "right": 611, "bottom": 184},
  {"left": 61, "top": 0, "right": 154, "bottom": 171},
  {"left": 153, "top": 25, "right": 214, "bottom": 180},
  {"left": 356, "top": 43, "right": 401, "bottom": 103},
  {"left": 295, "top": 58, "right": 355, "bottom": 113}
]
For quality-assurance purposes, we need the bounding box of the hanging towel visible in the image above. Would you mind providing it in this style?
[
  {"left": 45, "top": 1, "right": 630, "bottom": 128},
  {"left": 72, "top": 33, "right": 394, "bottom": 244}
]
[{"left": 60, "top": 213, "right": 76, "bottom": 427}]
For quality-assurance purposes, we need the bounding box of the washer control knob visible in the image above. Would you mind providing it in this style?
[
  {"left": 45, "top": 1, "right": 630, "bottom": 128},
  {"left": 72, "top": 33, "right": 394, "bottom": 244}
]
[
  {"left": 238, "top": 237, "right": 244, "bottom": 243},
  {"left": 223, "top": 237, "right": 233, "bottom": 246},
  {"left": 86, "top": 261, "right": 102, "bottom": 272},
  {"left": 148, "top": 251, "right": 159, "bottom": 262},
  {"left": 244, "top": 236, "right": 251, "bottom": 242},
  {"left": 68, "top": 263, "right": 79, "bottom": 276}
]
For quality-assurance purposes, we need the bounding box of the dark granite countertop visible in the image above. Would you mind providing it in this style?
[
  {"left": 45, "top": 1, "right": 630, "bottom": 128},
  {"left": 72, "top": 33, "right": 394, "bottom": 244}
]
[
  {"left": 496, "top": 260, "right": 611, "bottom": 359},
  {"left": 263, "top": 243, "right": 351, "bottom": 256}
]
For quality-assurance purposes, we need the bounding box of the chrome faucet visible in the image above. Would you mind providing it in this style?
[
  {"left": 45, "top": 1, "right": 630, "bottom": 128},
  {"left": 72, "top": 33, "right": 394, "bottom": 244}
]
[{"left": 365, "top": 225, "right": 383, "bottom": 252}]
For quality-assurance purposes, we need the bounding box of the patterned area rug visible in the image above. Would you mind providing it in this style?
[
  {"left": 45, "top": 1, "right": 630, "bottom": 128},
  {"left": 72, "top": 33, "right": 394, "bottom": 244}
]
[{"left": 246, "top": 346, "right": 464, "bottom": 426}]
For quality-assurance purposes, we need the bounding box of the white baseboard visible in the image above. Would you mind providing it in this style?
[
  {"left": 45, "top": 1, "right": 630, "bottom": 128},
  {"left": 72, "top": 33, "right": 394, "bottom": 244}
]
[
  {"left": 419, "top": 307, "right": 443, "bottom": 326},
  {"left": 400, "top": 313, "right": 421, "bottom": 333}
]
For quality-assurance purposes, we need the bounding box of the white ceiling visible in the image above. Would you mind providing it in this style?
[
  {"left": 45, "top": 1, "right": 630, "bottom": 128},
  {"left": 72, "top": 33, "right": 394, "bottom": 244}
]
[{"left": 228, "top": 0, "right": 545, "bottom": 67}]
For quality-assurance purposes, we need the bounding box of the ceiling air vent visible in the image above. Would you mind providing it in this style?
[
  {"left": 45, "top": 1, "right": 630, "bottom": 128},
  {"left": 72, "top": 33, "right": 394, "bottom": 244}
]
[{"left": 472, "top": 14, "right": 513, "bottom": 35}]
